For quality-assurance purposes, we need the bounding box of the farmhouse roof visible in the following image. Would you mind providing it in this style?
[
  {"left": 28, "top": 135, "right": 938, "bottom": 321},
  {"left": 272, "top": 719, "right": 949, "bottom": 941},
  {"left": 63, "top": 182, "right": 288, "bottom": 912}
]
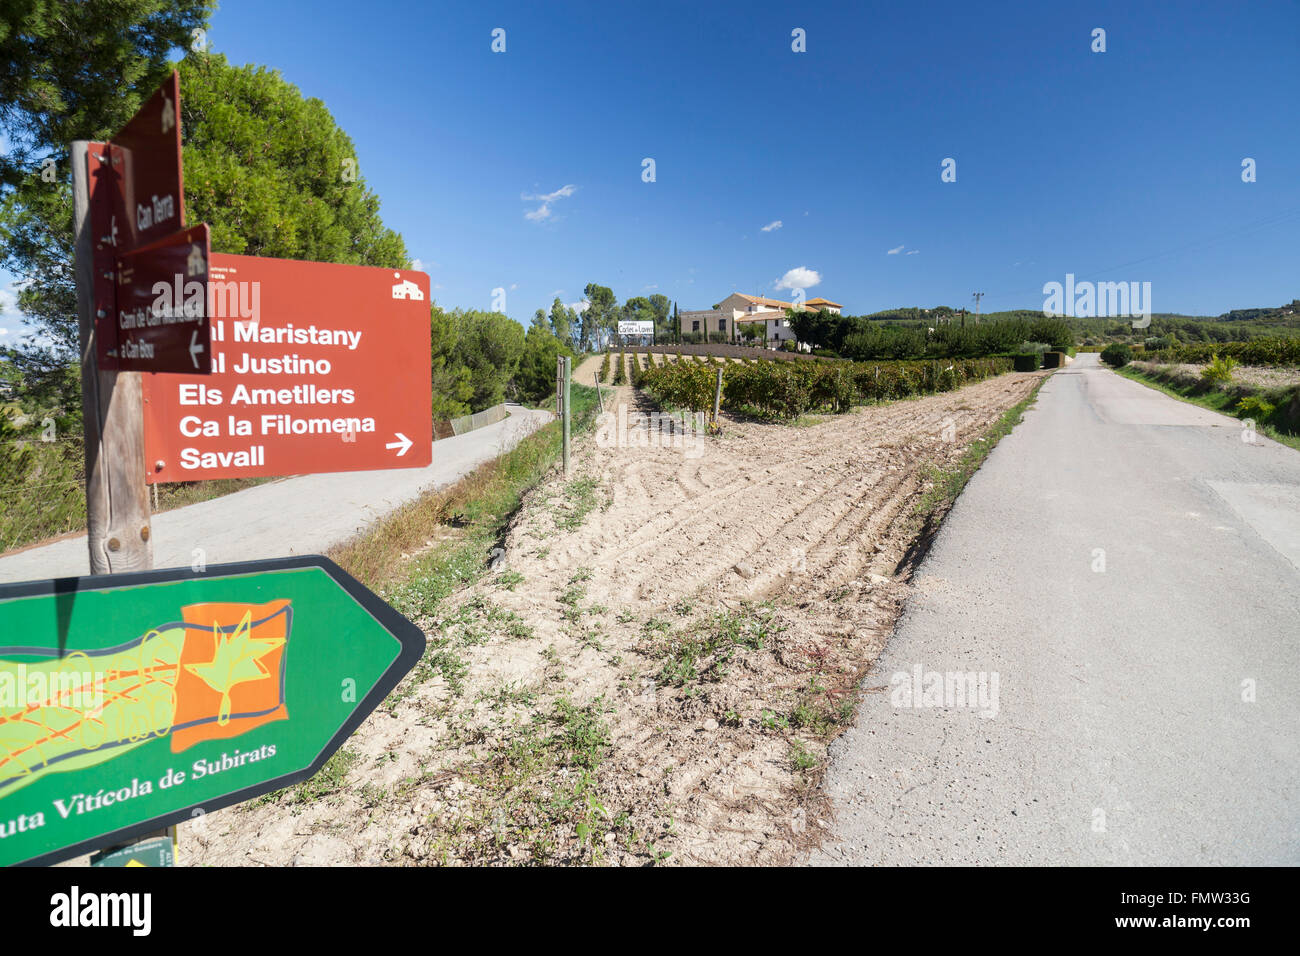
[{"left": 733, "top": 292, "right": 796, "bottom": 309}]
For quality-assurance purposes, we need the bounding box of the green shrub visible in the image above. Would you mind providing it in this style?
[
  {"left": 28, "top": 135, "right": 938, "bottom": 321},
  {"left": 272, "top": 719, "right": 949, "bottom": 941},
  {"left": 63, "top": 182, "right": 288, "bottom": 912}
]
[
  {"left": 1012, "top": 353, "right": 1040, "bottom": 372},
  {"left": 639, "top": 358, "right": 716, "bottom": 413},
  {"left": 1142, "top": 337, "right": 1300, "bottom": 366},
  {"left": 643, "top": 355, "right": 1012, "bottom": 421},
  {"left": 1236, "top": 394, "right": 1276, "bottom": 419},
  {"left": 1201, "top": 354, "right": 1239, "bottom": 385},
  {"left": 1100, "top": 343, "right": 1132, "bottom": 367}
]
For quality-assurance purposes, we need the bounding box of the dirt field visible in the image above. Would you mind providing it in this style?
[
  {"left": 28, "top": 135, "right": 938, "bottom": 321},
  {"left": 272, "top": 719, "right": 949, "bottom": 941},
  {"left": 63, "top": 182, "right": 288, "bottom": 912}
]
[
  {"left": 1130, "top": 361, "right": 1300, "bottom": 389},
  {"left": 183, "top": 369, "right": 1045, "bottom": 867}
]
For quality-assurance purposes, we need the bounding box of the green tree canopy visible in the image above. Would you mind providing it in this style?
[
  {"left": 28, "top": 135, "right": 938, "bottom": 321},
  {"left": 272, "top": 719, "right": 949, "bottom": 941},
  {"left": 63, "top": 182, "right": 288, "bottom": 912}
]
[
  {"left": 516, "top": 324, "right": 572, "bottom": 404},
  {"left": 429, "top": 304, "right": 473, "bottom": 420},
  {"left": 448, "top": 308, "right": 526, "bottom": 410},
  {"left": 582, "top": 282, "right": 615, "bottom": 351},
  {"left": 0, "top": 0, "right": 213, "bottom": 188},
  {"left": 647, "top": 293, "right": 670, "bottom": 336},
  {"left": 548, "top": 296, "right": 572, "bottom": 347},
  {"left": 179, "top": 53, "right": 406, "bottom": 266}
]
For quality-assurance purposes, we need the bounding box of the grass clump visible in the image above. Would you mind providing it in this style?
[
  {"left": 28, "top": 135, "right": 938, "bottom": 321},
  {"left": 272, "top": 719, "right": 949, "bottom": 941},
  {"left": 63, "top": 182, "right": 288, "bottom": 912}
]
[{"left": 330, "top": 384, "right": 600, "bottom": 618}]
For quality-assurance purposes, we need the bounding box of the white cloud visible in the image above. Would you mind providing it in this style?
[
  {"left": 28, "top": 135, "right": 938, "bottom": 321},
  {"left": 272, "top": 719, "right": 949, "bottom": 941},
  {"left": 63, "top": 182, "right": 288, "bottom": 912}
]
[
  {"left": 906, "top": 249, "right": 919, "bottom": 255},
  {"left": 522, "top": 184, "right": 578, "bottom": 223},
  {"left": 775, "top": 267, "right": 821, "bottom": 291},
  {"left": 509, "top": 283, "right": 518, "bottom": 290},
  {"left": 761, "top": 220, "right": 783, "bottom": 232},
  {"left": 887, "top": 245, "right": 905, "bottom": 255},
  {"left": 566, "top": 300, "right": 589, "bottom": 314},
  {"left": 522, "top": 184, "right": 577, "bottom": 203}
]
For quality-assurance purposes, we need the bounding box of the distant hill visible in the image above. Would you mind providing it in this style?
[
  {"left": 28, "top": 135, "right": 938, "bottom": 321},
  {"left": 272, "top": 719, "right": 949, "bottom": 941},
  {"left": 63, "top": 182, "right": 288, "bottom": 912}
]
[
  {"left": 860, "top": 304, "right": 1300, "bottom": 325},
  {"left": 853, "top": 301, "right": 1300, "bottom": 345},
  {"left": 1218, "top": 299, "right": 1300, "bottom": 322}
]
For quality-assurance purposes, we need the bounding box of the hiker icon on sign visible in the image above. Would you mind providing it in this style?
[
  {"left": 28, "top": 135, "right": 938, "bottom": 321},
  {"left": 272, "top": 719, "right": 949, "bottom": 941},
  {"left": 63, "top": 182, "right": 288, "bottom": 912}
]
[{"left": 187, "top": 244, "right": 206, "bottom": 277}]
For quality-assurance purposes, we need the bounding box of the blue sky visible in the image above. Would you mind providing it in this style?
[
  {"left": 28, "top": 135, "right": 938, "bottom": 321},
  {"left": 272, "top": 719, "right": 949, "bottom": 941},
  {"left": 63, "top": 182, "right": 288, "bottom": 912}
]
[{"left": 2, "top": 0, "right": 1298, "bottom": 343}]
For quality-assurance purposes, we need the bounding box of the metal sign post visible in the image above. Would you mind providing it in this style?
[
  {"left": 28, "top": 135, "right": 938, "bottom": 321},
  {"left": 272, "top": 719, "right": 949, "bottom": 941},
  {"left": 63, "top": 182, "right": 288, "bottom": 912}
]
[
  {"left": 556, "top": 355, "right": 564, "bottom": 417},
  {"left": 562, "top": 356, "right": 572, "bottom": 479}
]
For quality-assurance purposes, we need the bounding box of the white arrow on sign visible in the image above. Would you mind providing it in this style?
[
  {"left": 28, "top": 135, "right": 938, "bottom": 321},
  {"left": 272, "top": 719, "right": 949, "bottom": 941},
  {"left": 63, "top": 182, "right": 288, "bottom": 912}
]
[
  {"left": 385, "top": 433, "right": 413, "bottom": 457},
  {"left": 188, "top": 328, "right": 204, "bottom": 369}
]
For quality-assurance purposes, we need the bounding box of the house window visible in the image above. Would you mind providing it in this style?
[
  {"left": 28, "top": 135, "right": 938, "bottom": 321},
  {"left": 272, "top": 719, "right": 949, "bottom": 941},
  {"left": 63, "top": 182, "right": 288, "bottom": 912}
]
[
  {"left": 692, "top": 320, "right": 700, "bottom": 332},
  {"left": 718, "top": 319, "right": 726, "bottom": 332}
]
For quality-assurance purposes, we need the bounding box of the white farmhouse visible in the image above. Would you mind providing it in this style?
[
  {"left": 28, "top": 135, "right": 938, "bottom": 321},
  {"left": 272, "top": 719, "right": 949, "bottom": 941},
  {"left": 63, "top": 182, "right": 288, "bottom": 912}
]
[{"left": 678, "top": 292, "right": 843, "bottom": 347}]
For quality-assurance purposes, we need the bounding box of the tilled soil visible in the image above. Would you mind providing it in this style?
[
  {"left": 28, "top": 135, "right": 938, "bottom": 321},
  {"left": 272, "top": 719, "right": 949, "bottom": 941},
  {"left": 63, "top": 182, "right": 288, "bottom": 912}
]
[{"left": 184, "top": 369, "right": 1045, "bottom": 867}]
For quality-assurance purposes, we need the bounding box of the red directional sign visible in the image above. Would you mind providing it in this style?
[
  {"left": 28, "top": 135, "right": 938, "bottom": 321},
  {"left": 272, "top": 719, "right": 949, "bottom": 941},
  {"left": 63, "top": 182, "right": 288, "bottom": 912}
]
[
  {"left": 90, "top": 69, "right": 196, "bottom": 372},
  {"left": 108, "top": 69, "right": 186, "bottom": 253},
  {"left": 113, "top": 223, "right": 211, "bottom": 373},
  {"left": 142, "top": 255, "right": 432, "bottom": 482}
]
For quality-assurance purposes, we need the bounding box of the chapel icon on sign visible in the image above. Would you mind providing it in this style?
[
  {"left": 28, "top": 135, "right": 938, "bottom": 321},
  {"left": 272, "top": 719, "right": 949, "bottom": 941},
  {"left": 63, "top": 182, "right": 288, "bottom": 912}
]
[{"left": 391, "top": 275, "right": 424, "bottom": 301}]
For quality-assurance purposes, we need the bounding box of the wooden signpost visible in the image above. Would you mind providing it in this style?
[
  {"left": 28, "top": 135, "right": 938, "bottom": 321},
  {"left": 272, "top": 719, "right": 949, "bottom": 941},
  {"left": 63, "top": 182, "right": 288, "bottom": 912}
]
[{"left": 40, "top": 67, "right": 434, "bottom": 870}]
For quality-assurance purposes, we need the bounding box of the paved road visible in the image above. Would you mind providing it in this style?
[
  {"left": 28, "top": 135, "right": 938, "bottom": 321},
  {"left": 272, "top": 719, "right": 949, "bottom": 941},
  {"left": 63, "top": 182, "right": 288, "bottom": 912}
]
[
  {"left": 811, "top": 353, "right": 1300, "bottom": 865},
  {"left": 0, "top": 404, "right": 551, "bottom": 583}
]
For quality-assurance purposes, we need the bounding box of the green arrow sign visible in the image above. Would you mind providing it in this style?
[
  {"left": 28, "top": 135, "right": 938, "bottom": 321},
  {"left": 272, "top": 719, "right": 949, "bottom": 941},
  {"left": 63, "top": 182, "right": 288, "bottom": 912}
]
[{"left": 0, "top": 556, "right": 423, "bottom": 866}]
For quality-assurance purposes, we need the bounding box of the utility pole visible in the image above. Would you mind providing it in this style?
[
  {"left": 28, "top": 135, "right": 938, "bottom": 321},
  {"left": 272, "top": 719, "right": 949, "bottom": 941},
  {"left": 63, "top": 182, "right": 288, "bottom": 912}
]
[{"left": 972, "top": 292, "right": 984, "bottom": 324}]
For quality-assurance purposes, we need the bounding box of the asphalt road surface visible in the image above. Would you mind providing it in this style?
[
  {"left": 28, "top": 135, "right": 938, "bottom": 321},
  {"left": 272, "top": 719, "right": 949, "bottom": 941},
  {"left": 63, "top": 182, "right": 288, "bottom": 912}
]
[
  {"left": 811, "top": 353, "right": 1300, "bottom": 865},
  {"left": 0, "top": 404, "right": 551, "bottom": 583}
]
